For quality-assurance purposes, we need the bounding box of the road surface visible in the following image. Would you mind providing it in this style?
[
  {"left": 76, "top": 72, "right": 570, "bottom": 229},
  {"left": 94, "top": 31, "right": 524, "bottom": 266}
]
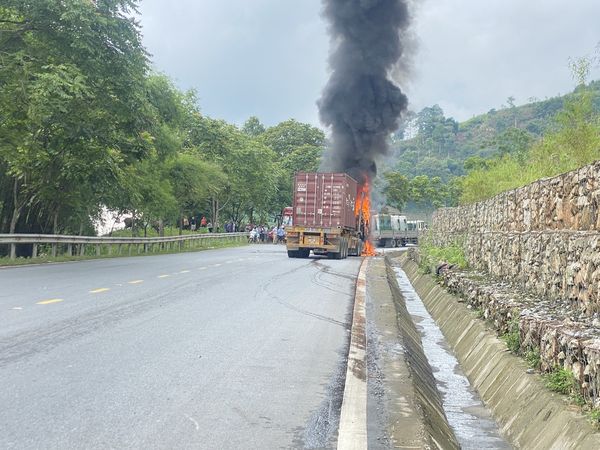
[{"left": 0, "top": 245, "right": 361, "bottom": 449}]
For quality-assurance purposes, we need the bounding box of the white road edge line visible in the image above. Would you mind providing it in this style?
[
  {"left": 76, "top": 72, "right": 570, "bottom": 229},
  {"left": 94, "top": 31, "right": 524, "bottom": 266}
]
[{"left": 337, "top": 257, "right": 368, "bottom": 450}]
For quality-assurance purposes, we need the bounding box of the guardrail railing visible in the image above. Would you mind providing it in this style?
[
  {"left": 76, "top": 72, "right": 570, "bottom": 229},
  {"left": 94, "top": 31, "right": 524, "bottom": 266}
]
[{"left": 0, "top": 232, "right": 248, "bottom": 259}]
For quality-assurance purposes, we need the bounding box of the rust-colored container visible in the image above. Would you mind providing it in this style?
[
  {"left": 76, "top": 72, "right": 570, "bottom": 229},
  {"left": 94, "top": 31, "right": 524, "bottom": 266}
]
[{"left": 292, "top": 173, "right": 358, "bottom": 229}]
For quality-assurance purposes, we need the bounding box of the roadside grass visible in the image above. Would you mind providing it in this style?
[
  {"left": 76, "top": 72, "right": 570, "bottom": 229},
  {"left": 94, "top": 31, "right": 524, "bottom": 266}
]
[
  {"left": 524, "top": 347, "right": 541, "bottom": 369},
  {"left": 418, "top": 240, "right": 468, "bottom": 274},
  {"left": 501, "top": 317, "right": 521, "bottom": 354},
  {"left": 109, "top": 226, "right": 210, "bottom": 238},
  {"left": 544, "top": 368, "right": 577, "bottom": 395},
  {"left": 0, "top": 239, "right": 247, "bottom": 268}
]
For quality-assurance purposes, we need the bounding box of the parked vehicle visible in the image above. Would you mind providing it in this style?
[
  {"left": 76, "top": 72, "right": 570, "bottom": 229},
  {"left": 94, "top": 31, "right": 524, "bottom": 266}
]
[
  {"left": 371, "top": 214, "right": 425, "bottom": 247},
  {"left": 285, "top": 173, "right": 366, "bottom": 259}
]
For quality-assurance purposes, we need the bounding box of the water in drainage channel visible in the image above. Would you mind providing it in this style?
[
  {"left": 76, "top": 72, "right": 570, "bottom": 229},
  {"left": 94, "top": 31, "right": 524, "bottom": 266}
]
[{"left": 393, "top": 266, "right": 511, "bottom": 449}]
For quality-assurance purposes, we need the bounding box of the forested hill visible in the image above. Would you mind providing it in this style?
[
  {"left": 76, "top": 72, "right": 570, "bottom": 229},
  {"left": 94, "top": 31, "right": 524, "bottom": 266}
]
[{"left": 390, "top": 80, "right": 600, "bottom": 182}]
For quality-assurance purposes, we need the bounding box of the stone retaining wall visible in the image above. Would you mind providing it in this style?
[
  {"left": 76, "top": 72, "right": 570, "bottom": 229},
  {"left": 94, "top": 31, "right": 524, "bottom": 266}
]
[
  {"left": 430, "top": 161, "right": 600, "bottom": 314},
  {"left": 434, "top": 160, "right": 600, "bottom": 233}
]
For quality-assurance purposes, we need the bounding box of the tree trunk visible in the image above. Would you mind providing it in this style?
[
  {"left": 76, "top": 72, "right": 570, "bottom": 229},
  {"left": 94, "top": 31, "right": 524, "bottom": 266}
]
[
  {"left": 159, "top": 218, "right": 164, "bottom": 237},
  {"left": 9, "top": 205, "right": 20, "bottom": 234},
  {"left": 211, "top": 198, "right": 219, "bottom": 233},
  {"left": 179, "top": 210, "right": 184, "bottom": 235},
  {"left": 53, "top": 211, "right": 59, "bottom": 235},
  {"left": 9, "top": 178, "right": 22, "bottom": 234}
]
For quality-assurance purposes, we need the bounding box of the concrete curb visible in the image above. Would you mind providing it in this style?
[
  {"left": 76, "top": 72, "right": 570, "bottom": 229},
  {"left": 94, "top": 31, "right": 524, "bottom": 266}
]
[{"left": 337, "top": 257, "right": 368, "bottom": 450}]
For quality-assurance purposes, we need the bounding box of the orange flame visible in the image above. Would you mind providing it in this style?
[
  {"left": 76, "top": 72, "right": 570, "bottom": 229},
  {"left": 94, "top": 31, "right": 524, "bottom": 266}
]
[{"left": 355, "top": 182, "right": 377, "bottom": 256}]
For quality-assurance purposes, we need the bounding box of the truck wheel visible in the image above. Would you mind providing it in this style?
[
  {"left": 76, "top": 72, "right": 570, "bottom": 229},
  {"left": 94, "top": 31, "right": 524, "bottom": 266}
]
[
  {"left": 356, "top": 241, "right": 363, "bottom": 256},
  {"left": 390, "top": 239, "right": 397, "bottom": 248},
  {"left": 287, "top": 250, "right": 298, "bottom": 258},
  {"left": 329, "top": 248, "right": 342, "bottom": 260}
]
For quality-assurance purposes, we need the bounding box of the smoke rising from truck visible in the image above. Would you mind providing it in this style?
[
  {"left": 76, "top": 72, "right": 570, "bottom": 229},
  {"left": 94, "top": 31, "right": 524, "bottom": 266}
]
[{"left": 318, "top": 0, "right": 410, "bottom": 184}]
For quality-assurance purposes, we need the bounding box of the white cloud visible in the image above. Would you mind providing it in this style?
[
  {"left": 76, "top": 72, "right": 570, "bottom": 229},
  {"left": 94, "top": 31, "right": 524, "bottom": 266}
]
[{"left": 138, "top": 0, "right": 600, "bottom": 125}]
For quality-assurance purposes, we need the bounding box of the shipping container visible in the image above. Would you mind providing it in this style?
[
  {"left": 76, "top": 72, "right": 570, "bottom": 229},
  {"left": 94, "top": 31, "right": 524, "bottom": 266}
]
[
  {"left": 286, "top": 172, "right": 365, "bottom": 259},
  {"left": 292, "top": 172, "right": 358, "bottom": 229}
]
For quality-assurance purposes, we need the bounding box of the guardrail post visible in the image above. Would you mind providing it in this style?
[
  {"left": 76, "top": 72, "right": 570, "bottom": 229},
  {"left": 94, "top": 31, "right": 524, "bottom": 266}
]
[
  {"left": 108, "top": 244, "right": 112, "bottom": 256},
  {"left": 67, "top": 243, "right": 73, "bottom": 256},
  {"left": 80, "top": 244, "right": 85, "bottom": 256},
  {"left": 96, "top": 244, "right": 101, "bottom": 256},
  {"left": 32, "top": 243, "right": 38, "bottom": 258},
  {"left": 118, "top": 244, "right": 122, "bottom": 255},
  {"left": 10, "top": 243, "right": 16, "bottom": 259},
  {"left": 128, "top": 244, "right": 132, "bottom": 256},
  {"left": 51, "top": 243, "right": 57, "bottom": 258}
]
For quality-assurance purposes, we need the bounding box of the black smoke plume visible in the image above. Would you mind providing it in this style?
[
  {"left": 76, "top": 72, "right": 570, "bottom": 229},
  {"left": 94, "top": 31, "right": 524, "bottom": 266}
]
[{"left": 318, "top": 0, "right": 410, "bottom": 184}]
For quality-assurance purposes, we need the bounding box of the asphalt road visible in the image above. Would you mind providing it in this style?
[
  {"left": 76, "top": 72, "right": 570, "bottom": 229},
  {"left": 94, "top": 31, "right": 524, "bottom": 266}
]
[{"left": 0, "top": 244, "right": 362, "bottom": 449}]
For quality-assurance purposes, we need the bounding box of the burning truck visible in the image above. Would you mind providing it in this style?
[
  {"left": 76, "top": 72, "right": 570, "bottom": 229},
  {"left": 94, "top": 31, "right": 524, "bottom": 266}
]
[{"left": 285, "top": 172, "right": 375, "bottom": 259}]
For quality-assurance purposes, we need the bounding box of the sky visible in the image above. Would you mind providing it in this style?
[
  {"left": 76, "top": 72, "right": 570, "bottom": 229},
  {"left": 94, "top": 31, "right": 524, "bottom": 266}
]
[{"left": 137, "top": 0, "right": 600, "bottom": 128}]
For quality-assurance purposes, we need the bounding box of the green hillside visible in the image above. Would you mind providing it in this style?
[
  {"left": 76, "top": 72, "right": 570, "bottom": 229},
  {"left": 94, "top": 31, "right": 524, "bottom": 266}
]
[{"left": 390, "top": 80, "right": 600, "bottom": 182}]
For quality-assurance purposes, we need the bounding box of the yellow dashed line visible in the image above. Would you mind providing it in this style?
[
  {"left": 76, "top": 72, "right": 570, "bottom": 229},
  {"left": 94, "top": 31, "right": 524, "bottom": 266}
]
[
  {"left": 90, "top": 288, "right": 110, "bottom": 294},
  {"left": 128, "top": 280, "right": 144, "bottom": 285},
  {"left": 158, "top": 274, "right": 170, "bottom": 279},
  {"left": 37, "top": 299, "right": 64, "bottom": 305}
]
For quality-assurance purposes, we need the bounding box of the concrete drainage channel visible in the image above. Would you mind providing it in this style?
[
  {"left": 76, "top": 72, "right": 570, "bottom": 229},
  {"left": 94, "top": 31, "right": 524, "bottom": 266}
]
[
  {"left": 385, "top": 252, "right": 600, "bottom": 450},
  {"left": 337, "top": 252, "right": 600, "bottom": 449},
  {"left": 392, "top": 264, "right": 510, "bottom": 449}
]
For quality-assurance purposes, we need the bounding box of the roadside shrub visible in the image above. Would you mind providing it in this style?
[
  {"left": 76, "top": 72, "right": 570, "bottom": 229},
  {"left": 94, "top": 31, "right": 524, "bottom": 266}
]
[
  {"left": 525, "top": 347, "right": 541, "bottom": 369},
  {"left": 544, "top": 368, "right": 578, "bottom": 395},
  {"left": 589, "top": 408, "right": 600, "bottom": 428},
  {"left": 419, "top": 239, "right": 468, "bottom": 274},
  {"left": 502, "top": 318, "right": 521, "bottom": 354}
]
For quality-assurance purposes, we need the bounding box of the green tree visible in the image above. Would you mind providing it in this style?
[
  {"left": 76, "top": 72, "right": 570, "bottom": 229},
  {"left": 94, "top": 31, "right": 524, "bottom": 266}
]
[
  {"left": 260, "top": 119, "right": 325, "bottom": 157},
  {"left": 0, "top": 0, "right": 150, "bottom": 238},
  {"left": 382, "top": 172, "right": 410, "bottom": 211},
  {"left": 242, "top": 116, "right": 266, "bottom": 137}
]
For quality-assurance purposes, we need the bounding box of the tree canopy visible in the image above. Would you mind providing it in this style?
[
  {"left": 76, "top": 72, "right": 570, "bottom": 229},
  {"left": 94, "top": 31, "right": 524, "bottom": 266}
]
[{"left": 0, "top": 1, "right": 328, "bottom": 253}]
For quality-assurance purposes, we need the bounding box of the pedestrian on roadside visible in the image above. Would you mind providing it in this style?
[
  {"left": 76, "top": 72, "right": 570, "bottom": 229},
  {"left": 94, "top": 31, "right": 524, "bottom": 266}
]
[{"left": 277, "top": 226, "right": 286, "bottom": 244}]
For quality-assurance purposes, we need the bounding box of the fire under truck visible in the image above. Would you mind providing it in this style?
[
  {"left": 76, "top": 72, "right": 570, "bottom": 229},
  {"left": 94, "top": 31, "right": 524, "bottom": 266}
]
[{"left": 285, "top": 172, "right": 367, "bottom": 259}]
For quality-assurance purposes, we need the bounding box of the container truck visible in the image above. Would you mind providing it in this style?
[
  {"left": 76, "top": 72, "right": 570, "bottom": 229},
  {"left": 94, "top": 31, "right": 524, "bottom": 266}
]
[
  {"left": 285, "top": 172, "right": 366, "bottom": 259},
  {"left": 371, "top": 214, "right": 425, "bottom": 247}
]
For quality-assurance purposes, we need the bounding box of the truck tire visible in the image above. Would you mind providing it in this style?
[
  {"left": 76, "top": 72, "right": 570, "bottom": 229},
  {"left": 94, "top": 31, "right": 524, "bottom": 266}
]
[
  {"left": 299, "top": 248, "right": 310, "bottom": 258},
  {"left": 329, "top": 247, "right": 342, "bottom": 260},
  {"left": 287, "top": 250, "right": 299, "bottom": 258}
]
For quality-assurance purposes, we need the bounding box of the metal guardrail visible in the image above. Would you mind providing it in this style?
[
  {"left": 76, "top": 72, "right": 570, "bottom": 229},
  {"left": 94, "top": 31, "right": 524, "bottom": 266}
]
[{"left": 0, "top": 232, "right": 248, "bottom": 259}]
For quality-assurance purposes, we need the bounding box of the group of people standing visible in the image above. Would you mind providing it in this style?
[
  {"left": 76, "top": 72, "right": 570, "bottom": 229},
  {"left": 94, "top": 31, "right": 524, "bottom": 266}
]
[
  {"left": 182, "top": 216, "right": 286, "bottom": 243},
  {"left": 184, "top": 216, "right": 213, "bottom": 232},
  {"left": 248, "top": 224, "right": 286, "bottom": 244}
]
